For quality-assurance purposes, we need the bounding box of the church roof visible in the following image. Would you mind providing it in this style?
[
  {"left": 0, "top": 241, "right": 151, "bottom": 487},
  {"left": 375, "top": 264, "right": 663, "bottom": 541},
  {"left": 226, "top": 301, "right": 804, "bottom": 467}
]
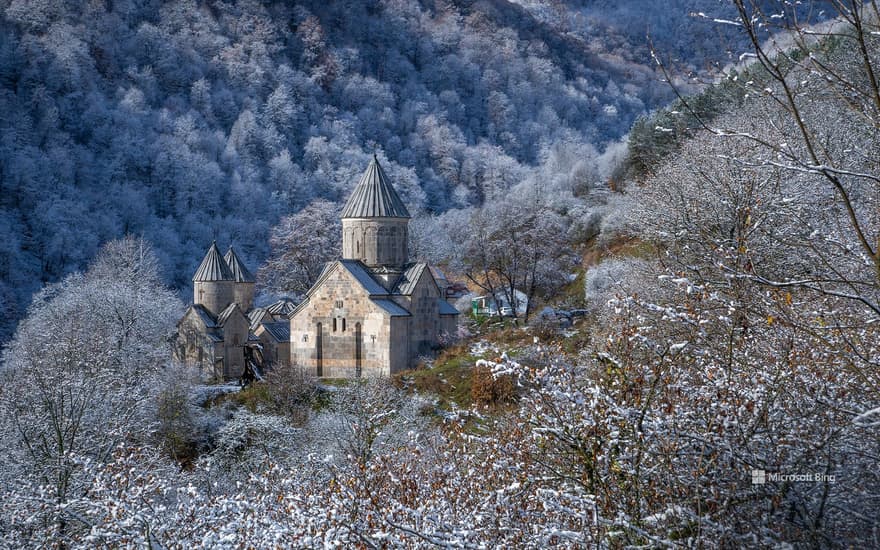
[
  {"left": 248, "top": 307, "right": 268, "bottom": 331},
  {"left": 393, "top": 263, "right": 428, "bottom": 296},
  {"left": 191, "top": 304, "right": 218, "bottom": 328},
  {"left": 339, "top": 259, "right": 390, "bottom": 296},
  {"left": 372, "top": 298, "right": 411, "bottom": 317},
  {"left": 340, "top": 156, "right": 411, "bottom": 219},
  {"left": 224, "top": 246, "right": 255, "bottom": 283},
  {"left": 261, "top": 321, "right": 291, "bottom": 342},
  {"left": 193, "top": 241, "right": 234, "bottom": 282},
  {"left": 437, "top": 299, "right": 460, "bottom": 316},
  {"left": 266, "top": 298, "right": 296, "bottom": 317},
  {"left": 216, "top": 302, "right": 242, "bottom": 327}
]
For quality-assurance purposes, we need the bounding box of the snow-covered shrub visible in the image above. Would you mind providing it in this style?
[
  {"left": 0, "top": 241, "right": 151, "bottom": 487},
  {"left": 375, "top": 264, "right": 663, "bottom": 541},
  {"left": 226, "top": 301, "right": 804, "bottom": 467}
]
[{"left": 584, "top": 258, "right": 648, "bottom": 306}]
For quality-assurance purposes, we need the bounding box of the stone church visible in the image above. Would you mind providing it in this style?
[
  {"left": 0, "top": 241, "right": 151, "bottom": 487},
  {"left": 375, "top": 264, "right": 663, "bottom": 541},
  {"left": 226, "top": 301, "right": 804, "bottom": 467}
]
[
  {"left": 289, "top": 156, "right": 459, "bottom": 378},
  {"left": 173, "top": 243, "right": 291, "bottom": 380},
  {"left": 175, "top": 156, "right": 458, "bottom": 380}
]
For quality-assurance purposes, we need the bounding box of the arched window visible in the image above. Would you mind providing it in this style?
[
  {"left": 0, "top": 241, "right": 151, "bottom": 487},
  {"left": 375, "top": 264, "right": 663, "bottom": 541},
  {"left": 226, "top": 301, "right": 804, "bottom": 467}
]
[
  {"left": 333, "top": 318, "right": 337, "bottom": 332},
  {"left": 342, "top": 318, "right": 346, "bottom": 332}
]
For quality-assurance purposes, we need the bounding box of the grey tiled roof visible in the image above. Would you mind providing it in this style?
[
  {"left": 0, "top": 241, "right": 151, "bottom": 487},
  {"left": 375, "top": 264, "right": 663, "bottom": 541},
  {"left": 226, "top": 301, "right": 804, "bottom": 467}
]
[
  {"left": 224, "top": 246, "right": 255, "bottom": 283},
  {"left": 340, "top": 260, "right": 389, "bottom": 296},
  {"left": 372, "top": 298, "right": 411, "bottom": 317},
  {"left": 191, "top": 304, "right": 217, "bottom": 328},
  {"left": 393, "top": 263, "right": 427, "bottom": 296},
  {"left": 216, "top": 303, "right": 241, "bottom": 326},
  {"left": 193, "top": 241, "right": 234, "bottom": 282},
  {"left": 267, "top": 298, "right": 296, "bottom": 317},
  {"left": 437, "top": 299, "right": 460, "bottom": 316},
  {"left": 248, "top": 307, "right": 268, "bottom": 331},
  {"left": 261, "top": 321, "right": 291, "bottom": 342},
  {"left": 340, "top": 156, "right": 410, "bottom": 219}
]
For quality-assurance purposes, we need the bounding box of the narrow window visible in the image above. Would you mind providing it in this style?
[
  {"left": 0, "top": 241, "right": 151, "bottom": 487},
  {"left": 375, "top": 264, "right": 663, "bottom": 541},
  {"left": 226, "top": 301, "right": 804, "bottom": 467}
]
[
  {"left": 342, "top": 318, "right": 346, "bottom": 332},
  {"left": 333, "top": 318, "right": 337, "bottom": 332}
]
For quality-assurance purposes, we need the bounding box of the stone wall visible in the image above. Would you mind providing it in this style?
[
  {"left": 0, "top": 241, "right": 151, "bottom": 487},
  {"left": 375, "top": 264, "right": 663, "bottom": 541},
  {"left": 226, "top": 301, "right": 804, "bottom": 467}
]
[
  {"left": 258, "top": 330, "right": 290, "bottom": 367},
  {"left": 291, "top": 265, "right": 399, "bottom": 378},
  {"left": 342, "top": 217, "right": 408, "bottom": 267},
  {"left": 221, "top": 310, "right": 249, "bottom": 379},
  {"left": 403, "top": 269, "right": 443, "bottom": 358},
  {"left": 232, "top": 281, "right": 255, "bottom": 311},
  {"left": 193, "top": 280, "right": 234, "bottom": 317}
]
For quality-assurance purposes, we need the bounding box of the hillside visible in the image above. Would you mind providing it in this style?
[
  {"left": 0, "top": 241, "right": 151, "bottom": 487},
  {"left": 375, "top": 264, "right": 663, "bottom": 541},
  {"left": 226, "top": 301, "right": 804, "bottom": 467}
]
[
  {"left": 0, "top": 0, "right": 764, "bottom": 342},
  {"left": 1, "top": 2, "right": 878, "bottom": 548}
]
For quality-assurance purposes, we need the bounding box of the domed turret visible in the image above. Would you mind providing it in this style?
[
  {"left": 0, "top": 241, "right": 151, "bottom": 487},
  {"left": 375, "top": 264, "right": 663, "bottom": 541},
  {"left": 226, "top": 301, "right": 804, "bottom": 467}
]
[
  {"left": 224, "top": 246, "right": 255, "bottom": 311},
  {"left": 341, "top": 155, "right": 410, "bottom": 268},
  {"left": 193, "top": 241, "right": 235, "bottom": 316}
]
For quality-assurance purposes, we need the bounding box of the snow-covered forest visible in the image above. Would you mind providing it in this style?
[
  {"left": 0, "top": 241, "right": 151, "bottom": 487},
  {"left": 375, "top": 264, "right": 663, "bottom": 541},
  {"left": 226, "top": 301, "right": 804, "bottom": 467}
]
[
  {"left": 2, "top": 0, "right": 879, "bottom": 548},
  {"left": 0, "top": 0, "right": 775, "bottom": 342}
]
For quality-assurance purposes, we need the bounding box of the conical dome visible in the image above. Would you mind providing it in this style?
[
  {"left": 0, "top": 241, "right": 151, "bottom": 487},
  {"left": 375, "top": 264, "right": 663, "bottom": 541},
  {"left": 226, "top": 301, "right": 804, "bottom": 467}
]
[
  {"left": 224, "top": 246, "right": 255, "bottom": 283},
  {"left": 193, "top": 241, "right": 234, "bottom": 282},
  {"left": 340, "top": 155, "right": 410, "bottom": 219}
]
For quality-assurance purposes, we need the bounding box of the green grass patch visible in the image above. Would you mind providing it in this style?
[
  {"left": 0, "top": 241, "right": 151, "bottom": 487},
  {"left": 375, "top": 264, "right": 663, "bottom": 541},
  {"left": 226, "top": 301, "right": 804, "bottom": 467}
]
[
  {"left": 217, "top": 381, "right": 272, "bottom": 413},
  {"left": 319, "top": 378, "right": 353, "bottom": 388},
  {"left": 396, "top": 345, "right": 476, "bottom": 410},
  {"left": 616, "top": 238, "right": 655, "bottom": 260}
]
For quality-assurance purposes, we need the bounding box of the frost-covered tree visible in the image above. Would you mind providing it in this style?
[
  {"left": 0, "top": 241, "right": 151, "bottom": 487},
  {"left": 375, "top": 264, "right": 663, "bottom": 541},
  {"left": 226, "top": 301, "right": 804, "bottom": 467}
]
[
  {"left": 451, "top": 181, "right": 578, "bottom": 320},
  {"left": 0, "top": 237, "right": 181, "bottom": 545},
  {"left": 258, "top": 199, "right": 341, "bottom": 296}
]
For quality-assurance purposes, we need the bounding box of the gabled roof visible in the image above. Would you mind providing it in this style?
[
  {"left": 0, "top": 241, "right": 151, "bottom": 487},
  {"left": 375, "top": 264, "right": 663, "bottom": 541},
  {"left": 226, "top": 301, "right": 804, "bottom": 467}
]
[
  {"left": 216, "top": 302, "right": 243, "bottom": 327},
  {"left": 267, "top": 298, "right": 296, "bottom": 317},
  {"left": 248, "top": 307, "right": 268, "bottom": 331},
  {"left": 191, "top": 304, "right": 217, "bottom": 328},
  {"left": 437, "top": 299, "right": 460, "bottom": 316},
  {"left": 429, "top": 265, "right": 449, "bottom": 284},
  {"left": 372, "top": 298, "right": 411, "bottom": 317},
  {"left": 393, "top": 263, "right": 428, "bottom": 296},
  {"left": 339, "top": 260, "right": 389, "bottom": 296},
  {"left": 290, "top": 259, "right": 390, "bottom": 319},
  {"left": 290, "top": 259, "right": 456, "bottom": 320},
  {"left": 261, "top": 321, "right": 291, "bottom": 342},
  {"left": 224, "top": 246, "right": 255, "bottom": 283},
  {"left": 193, "top": 241, "right": 234, "bottom": 282},
  {"left": 340, "top": 155, "right": 410, "bottom": 219}
]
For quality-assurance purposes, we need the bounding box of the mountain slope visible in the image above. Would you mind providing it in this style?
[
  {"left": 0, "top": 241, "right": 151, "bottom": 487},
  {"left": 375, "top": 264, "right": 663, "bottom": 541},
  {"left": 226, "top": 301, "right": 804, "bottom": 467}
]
[{"left": 0, "top": 0, "right": 765, "bottom": 341}]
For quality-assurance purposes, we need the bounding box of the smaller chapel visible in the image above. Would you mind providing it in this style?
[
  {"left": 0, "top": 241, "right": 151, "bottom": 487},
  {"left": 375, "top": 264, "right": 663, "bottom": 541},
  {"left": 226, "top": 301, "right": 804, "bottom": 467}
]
[
  {"left": 174, "top": 244, "right": 292, "bottom": 380},
  {"left": 289, "top": 156, "right": 459, "bottom": 378}
]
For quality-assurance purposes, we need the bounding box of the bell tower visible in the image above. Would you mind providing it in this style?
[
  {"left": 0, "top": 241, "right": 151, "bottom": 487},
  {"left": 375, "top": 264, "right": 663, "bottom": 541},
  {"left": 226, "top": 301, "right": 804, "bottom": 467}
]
[{"left": 341, "top": 155, "right": 410, "bottom": 271}]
